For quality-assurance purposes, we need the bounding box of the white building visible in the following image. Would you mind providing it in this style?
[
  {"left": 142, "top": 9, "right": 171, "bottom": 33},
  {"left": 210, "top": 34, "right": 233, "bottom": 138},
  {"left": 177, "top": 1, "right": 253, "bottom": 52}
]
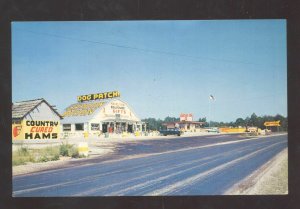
[
  {"left": 12, "top": 98, "right": 62, "bottom": 140},
  {"left": 61, "top": 98, "right": 146, "bottom": 138}
]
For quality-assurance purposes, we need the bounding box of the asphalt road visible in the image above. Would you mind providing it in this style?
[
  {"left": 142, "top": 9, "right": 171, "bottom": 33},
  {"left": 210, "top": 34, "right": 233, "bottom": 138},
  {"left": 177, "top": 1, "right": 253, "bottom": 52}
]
[{"left": 13, "top": 133, "right": 287, "bottom": 196}]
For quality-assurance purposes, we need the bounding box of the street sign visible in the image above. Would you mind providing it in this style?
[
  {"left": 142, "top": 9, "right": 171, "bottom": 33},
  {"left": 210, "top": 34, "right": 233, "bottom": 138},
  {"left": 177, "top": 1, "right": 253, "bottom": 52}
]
[{"left": 264, "top": 121, "right": 280, "bottom": 127}]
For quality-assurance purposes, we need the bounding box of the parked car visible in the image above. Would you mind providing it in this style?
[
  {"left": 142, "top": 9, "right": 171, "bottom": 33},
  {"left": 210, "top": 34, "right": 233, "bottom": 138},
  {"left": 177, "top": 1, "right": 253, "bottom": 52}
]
[{"left": 159, "top": 128, "right": 182, "bottom": 136}]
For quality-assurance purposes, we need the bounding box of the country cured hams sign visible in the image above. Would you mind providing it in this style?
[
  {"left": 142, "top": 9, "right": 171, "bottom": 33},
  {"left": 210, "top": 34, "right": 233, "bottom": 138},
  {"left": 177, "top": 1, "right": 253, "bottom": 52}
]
[{"left": 12, "top": 120, "right": 60, "bottom": 140}]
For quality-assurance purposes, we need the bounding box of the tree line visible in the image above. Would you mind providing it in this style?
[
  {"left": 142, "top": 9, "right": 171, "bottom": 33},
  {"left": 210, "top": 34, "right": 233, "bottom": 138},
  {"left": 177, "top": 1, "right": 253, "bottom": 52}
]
[{"left": 142, "top": 113, "right": 288, "bottom": 131}]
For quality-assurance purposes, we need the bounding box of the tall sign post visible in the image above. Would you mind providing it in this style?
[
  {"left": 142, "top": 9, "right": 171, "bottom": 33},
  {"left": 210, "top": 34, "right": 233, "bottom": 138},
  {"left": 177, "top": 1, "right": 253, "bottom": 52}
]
[{"left": 209, "top": 95, "right": 215, "bottom": 127}]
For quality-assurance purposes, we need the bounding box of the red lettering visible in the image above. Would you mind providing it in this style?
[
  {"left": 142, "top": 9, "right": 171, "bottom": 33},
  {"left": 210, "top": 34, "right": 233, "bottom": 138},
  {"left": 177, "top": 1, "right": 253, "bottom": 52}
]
[
  {"left": 29, "top": 126, "right": 54, "bottom": 133},
  {"left": 30, "top": 127, "right": 36, "bottom": 132}
]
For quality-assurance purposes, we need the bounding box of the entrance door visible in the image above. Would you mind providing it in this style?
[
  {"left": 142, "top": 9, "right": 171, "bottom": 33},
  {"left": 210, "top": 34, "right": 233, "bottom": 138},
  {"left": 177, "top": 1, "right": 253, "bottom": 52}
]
[
  {"left": 102, "top": 123, "right": 108, "bottom": 133},
  {"left": 127, "top": 124, "right": 133, "bottom": 133}
]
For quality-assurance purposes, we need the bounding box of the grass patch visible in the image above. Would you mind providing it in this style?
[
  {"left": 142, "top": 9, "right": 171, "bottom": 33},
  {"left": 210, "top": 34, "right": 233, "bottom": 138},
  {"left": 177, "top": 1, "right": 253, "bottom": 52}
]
[
  {"left": 12, "top": 147, "right": 35, "bottom": 166},
  {"left": 12, "top": 143, "right": 85, "bottom": 166},
  {"left": 34, "top": 146, "right": 60, "bottom": 163}
]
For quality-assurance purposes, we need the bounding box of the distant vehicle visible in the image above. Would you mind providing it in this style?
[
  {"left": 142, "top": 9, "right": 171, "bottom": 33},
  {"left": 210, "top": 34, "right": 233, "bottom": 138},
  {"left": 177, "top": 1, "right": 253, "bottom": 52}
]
[
  {"left": 205, "top": 127, "right": 219, "bottom": 133},
  {"left": 159, "top": 128, "right": 182, "bottom": 136},
  {"left": 246, "top": 127, "right": 258, "bottom": 133}
]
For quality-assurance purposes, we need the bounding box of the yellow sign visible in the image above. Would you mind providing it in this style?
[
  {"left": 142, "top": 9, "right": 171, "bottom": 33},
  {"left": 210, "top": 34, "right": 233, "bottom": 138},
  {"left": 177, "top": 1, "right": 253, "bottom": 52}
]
[
  {"left": 219, "top": 127, "right": 246, "bottom": 133},
  {"left": 264, "top": 121, "right": 280, "bottom": 127},
  {"left": 77, "top": 91, "right": 120, "bottom": 102},
  {"left": 12, "top": 120, "right": 60, "bottom": 140}
]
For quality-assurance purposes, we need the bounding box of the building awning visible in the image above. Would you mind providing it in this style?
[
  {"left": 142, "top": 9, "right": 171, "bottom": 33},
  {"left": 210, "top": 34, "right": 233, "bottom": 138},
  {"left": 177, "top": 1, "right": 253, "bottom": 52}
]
[{"left": 101, "top": 118, "right": 142, "bottom": 124}]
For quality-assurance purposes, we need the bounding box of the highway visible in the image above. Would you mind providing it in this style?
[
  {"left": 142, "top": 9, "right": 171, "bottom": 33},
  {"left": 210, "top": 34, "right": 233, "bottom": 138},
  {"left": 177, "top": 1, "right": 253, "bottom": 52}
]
[{"left": 13, "top": 134, "right": 287, "bottom": 196}]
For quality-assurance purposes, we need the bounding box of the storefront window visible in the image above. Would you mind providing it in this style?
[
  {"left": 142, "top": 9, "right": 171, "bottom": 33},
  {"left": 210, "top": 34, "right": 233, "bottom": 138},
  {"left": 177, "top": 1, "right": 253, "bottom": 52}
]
[
  {"left": 91, "top": 123, "right": 100, "bottom": 131},
  {"left": 63, "top": 124, "right": 71, "bottom": 131},
  {"left": 75, "top": 123, "right": 84, "bottom": 131}
]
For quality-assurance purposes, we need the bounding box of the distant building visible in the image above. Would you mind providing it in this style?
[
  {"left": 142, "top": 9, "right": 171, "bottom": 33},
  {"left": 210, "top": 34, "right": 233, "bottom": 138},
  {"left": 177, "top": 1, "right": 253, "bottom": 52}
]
[
  {"left": 60, "top": 98, "right": 146, "bottom": 138},
  {"left": 162, "top": 113, "right": 205, "bottom": 132},
  {"left": 12, "top": 98, "right": 62, "bottom": 140}
]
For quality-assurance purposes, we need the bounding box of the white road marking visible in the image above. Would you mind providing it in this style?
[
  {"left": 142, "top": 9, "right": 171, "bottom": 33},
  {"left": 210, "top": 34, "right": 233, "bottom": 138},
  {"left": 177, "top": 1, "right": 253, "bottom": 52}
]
[
  {"left": 87, "top": 140, "right": 278, "bottom": 196},
  {"left": 13, "top": 135, "right": 286, "bottom": 196},
  {"left": 14, "top": 139, "right": 267, "bottom": 196},
  {"left": 76, "top": 146, "right": 251, "bottom": 196},
  {"left": 145, "top": 141, "right": 285, "bottom": 195}
]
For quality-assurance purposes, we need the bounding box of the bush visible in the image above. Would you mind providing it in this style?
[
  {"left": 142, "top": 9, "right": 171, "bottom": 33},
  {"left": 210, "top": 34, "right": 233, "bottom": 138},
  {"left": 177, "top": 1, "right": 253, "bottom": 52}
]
[
  {"left": 70, "top": 147, "right": 80, "bottom": 158},
  {"left": 59, "top": 143, "right": 83, "bottom": 158},
  {"left": 51, "top": 154, "right": 60, "bottom": 161},
  {"left": 59, "top": 143, "right": 74, "bottom": 156},
  {"left": 38, "top": 155, "right": 49, "bottom": 162}
]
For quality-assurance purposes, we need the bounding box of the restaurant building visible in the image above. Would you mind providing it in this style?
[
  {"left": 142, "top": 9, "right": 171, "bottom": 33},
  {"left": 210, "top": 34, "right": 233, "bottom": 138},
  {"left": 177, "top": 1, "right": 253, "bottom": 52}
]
[
  {"left": 162, "top": 113, "right": 205, "bottom": 132},
  {"left": 12, "top": 98, "right": 62, "bottom": 140},
  {"left": 60, "top": 91, "right": 146, "bottom": 138}
]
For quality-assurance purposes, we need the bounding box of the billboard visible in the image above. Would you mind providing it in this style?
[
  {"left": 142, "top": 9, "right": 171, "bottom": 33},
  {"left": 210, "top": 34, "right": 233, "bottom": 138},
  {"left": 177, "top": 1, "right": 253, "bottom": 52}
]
[{"left": 12, "top": 120, "right": 60, "bottom": 140}]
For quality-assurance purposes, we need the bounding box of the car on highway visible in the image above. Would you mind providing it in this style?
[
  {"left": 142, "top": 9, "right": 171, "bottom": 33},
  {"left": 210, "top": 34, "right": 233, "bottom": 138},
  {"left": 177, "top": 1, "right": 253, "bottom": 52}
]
[
  {"left": 205, "top": 127, "right": 220, "bottom": 133},
  {"left": 159, "top": 128, "right": 182, "bottom": 136}
]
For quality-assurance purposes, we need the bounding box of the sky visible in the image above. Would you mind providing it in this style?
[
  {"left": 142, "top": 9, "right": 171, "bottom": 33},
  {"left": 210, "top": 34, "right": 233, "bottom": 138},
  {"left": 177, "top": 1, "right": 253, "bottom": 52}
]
[{"left": 12, "top": 20, "right": 287, "bottom": 122}]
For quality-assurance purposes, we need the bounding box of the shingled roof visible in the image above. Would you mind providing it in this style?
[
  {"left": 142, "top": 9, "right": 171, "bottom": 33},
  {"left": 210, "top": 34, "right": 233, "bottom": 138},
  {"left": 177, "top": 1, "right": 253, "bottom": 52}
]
[
  {"left": 61, "top": 98, "right": 141, "bottom": 124},
  {"left": 61, "top": 100, "right": 108, "bottom": 123},
  {"left": 12, "top": 98, "right": 62, "bottom": 120}
]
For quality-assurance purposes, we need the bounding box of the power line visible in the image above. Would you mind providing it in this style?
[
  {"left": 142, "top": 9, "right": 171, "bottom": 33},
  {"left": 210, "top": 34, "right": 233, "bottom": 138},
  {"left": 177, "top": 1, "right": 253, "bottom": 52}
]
[{"left": 15, "top": 28, "right": 283, "bottom": 68}]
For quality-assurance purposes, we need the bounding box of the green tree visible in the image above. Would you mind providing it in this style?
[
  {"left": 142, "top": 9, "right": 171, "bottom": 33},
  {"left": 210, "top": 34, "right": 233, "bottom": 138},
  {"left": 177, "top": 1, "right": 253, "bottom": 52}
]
[
  {"left": 198, "top": 117, "right": 207, "bottom": 122},
  {"left": 256, "top": 116, "right": 265, "bottom": 129},
  {"left": 142, "top": 118, "right": 163, "bottom": 131},
  {"left": 274, "top": 114, "right": 288, "bottom": 131},
  {"left": 198, "top": 117, "right": 208, "bottom": 127},
  {"left": 244, "top": 117, "right": 250, "bottom": 128},
  {"left": 249, "top": 113, "right": 258, "bottom": 127},
  {"left": 235, "top": 118, "right": 245, "bottom": 127},
  {"left": 164, "top": 116, "right": 179, "bottom": 122}
]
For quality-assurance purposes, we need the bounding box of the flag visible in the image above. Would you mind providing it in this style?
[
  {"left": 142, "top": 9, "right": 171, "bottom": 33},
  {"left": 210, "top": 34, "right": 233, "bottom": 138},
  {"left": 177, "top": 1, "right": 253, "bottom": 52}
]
[{"left": 209, "top": 95, "right": 215, "bottom": 100}]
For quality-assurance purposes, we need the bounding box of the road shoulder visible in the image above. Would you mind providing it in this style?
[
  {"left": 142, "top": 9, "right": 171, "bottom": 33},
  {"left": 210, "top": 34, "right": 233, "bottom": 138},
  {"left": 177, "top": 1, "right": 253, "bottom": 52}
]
[{"left": 225, "top": 148, "right": 288, "bottom": 195}]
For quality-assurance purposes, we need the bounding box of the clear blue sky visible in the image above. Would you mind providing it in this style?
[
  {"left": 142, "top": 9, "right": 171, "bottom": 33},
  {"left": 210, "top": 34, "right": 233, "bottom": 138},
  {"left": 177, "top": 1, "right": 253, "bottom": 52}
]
[{"left": 12, "top": 20, "right": 287, "bottom": 122}]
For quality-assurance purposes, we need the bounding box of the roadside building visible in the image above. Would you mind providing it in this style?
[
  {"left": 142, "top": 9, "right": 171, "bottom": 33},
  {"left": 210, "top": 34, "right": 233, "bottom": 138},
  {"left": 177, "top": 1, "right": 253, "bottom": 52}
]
[
  {"left": 12, "top": 98, "right": 62, "bottom": 140},
  {"left": 162, "top": 113, "right": 205, "bottom": 132},
  {"left": 60, "top": 91, "right": 146, "bottom": 138}
]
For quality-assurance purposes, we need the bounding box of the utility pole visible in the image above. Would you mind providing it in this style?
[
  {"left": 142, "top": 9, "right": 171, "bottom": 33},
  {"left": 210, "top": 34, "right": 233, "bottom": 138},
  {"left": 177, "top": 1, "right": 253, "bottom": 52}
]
[{"left": 209, "top": 95, "right": 215, "bottom": 127}]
